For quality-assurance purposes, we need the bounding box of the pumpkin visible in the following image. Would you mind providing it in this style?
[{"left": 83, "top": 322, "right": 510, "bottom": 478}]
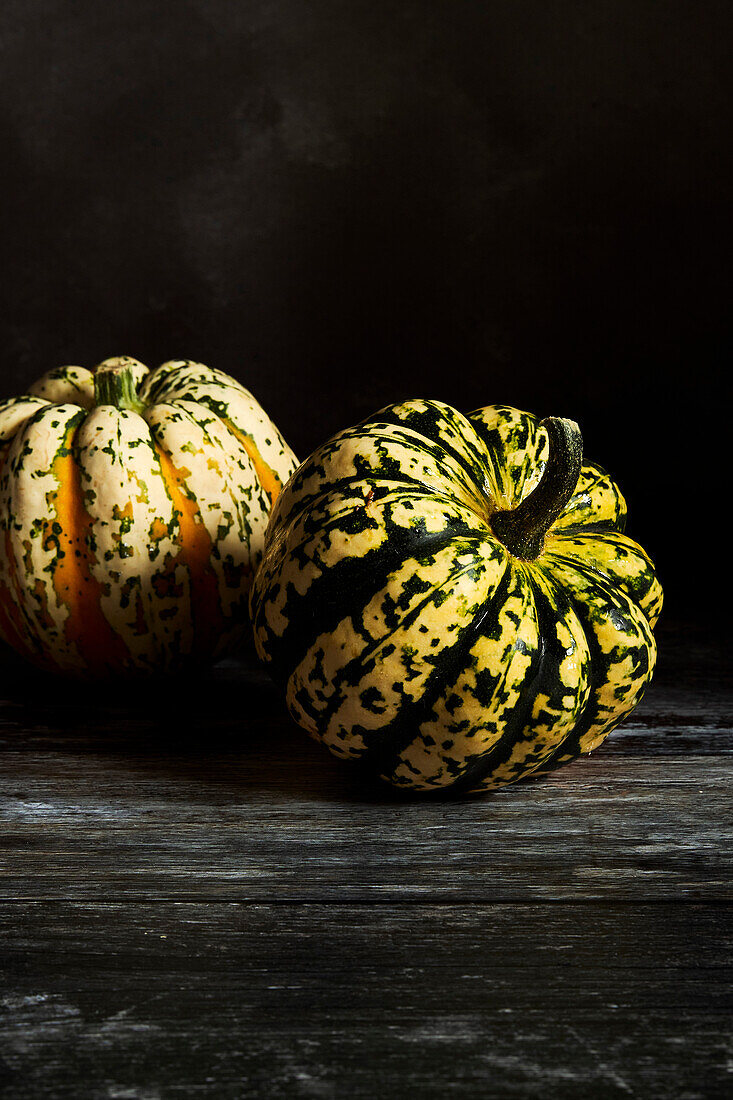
[
  {"left": 250, "top": 399, "right": 662, "bottom": 793},
  {"left": 0, "top": 356, "right": 298, "bottom": 677}
]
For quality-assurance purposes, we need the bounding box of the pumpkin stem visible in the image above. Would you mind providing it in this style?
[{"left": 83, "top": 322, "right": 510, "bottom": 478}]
[
  {"left": 490, "top": 417, "right": 583, "bottom": 559},
  {"left": 93, "top": 358, "right": 146, "bottom": 414}
]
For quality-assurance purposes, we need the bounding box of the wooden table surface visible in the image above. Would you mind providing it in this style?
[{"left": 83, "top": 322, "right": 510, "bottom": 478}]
[{"left": 1, "top": 619, "right": 730, "bottom": 1098}]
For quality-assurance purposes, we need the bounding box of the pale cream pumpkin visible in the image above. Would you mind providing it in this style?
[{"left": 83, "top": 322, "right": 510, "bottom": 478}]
[{"left": 0, "top": 356, "right": 298, "bottom": 677}]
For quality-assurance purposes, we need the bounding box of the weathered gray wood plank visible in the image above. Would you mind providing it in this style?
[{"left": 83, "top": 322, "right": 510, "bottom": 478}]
[
  {"left": 1, "top": 902, "right": 730, "bottom": 1099},
  {"left": 0, "top": 623, "right": 729, "bottom": 1094},
  {"left": 1, "top": 751, "right": 730, "bottom": 901},
  {"left": 1, "top": 621, "right": 730, "bottom": 901}
]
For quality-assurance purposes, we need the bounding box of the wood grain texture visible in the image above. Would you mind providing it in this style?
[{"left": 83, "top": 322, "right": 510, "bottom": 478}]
[
  {"left": 1, "top": 752, "right": 730, "bottom": 902},
  {"left": 0, "top": 619, "right": 730, "bottom": 1095},
  {"left": 1, "top": 902, "right": 731, "bottom": 1099},
  {"left": 1, "top": 623, "right": 731, "bottom": 903}
]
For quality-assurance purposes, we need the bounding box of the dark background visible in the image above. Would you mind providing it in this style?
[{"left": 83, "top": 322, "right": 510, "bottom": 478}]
[{"left": 1, "top": 1, "right": 730, "bottom": 624}]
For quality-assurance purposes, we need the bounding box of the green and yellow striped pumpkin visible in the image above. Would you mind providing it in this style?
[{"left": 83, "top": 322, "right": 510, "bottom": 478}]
[
  {"left": 250, "top": 399, "right": 662, "bottom": 793},
  {"left": 0, "top": 357, "right": 298, "bottom": 677}
]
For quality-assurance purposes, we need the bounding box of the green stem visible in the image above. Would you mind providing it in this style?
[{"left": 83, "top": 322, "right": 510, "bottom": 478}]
[
  {"left": 93, "top": 357, "right": 146, "bottom": 414},
  {"left": 489, "top": 417, "right": 583, "bottom": 559}
]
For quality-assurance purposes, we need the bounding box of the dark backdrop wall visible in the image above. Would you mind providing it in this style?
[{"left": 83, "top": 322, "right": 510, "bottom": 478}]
[{"left": 1, "top": 1, "right": 730, "bottom": 623}]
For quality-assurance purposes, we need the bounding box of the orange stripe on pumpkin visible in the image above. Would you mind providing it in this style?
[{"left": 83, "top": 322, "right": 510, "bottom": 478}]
[
  {"left": 223, "top": 420, "right": 282, "bottom": 505},
  {"left": 46, "top": 425, "right": 131, "bottom": 674},
  {"left": 154, "top": 443, "right": 224, "bottom": 658}
]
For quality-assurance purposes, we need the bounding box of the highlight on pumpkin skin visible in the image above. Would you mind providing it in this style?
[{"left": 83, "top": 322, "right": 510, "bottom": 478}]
[
  {"left": 250, "top": 398, "right": 662, "bottom": 795},
  {"left": 0, "top": 356, "right": 299, "bottom": 678}
]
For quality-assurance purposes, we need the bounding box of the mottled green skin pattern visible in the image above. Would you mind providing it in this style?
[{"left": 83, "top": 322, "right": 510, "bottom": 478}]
[
  {"left": 0, "top": 358, "right": 298, "bottom": 677},
  {"left": 250, "top": 400, "right": 662, "bottom": 793}
]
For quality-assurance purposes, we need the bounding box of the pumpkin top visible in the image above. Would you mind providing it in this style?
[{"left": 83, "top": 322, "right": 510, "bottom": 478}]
[{"left": 92, "top": 357, "right": 148, "bottom": 414}]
